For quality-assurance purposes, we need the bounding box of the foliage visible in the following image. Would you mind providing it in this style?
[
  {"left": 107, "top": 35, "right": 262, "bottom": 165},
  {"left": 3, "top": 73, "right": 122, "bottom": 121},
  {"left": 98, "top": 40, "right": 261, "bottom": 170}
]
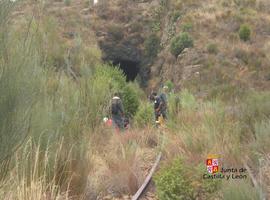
[
  {"left": 121, "top": 84, "right": 140, "bottom": 118},
  {"left": 240, "top": 91, "right": 270, "bottom": 137},
  {"left": 154, "top": 159, "right": 194, "bottom": 200},
  {"left": 0, "top": 1, "right": 42, "bottom": 178},
  {"left": 182, "top": 22, "right": 193, "bottom": 32},
  {"left": 170, "top": 32, "right": 194, "bottom": 57},
  {"left": 164, "top": 80, "right": 174, "bottom": 92},
  {"left": 134, "top": 102, "right": 153, "bottom": 127},
  {"left": 167, "top": 93, "right": 181, "bottom": 120},
  {"left": 233, "top": 0, "right": 256, "bottom": 7},
  {"left": 107, "top": 24, "right": 124, "bottom": 41},
  {"left": 222, "top": 182, "right": 260, "bottom": 200},
  {"left": 207, "top": 83, "right": 247, "bottom": 101},
  {"left": 207, "top": 43, "right": 219, "bottom": 54},
  {"left": 144, "top": 34, "right": 160, "bottom": 58},
  {"left": 239, "top": 24, "right": 251, "bottom": 41},
  {"left": 64, "top": 0, "right": 71, "bottom": 6},
  {"left": 192, "top": 164, "right": 222, "bottom": 199},
  {"left": 171, "top": 10, "right": 182, "bottom": 22},
  {"left": 151, "top": 20, "right": 161, "bottom": 32},
  {"left": 253, "top": 119, "right": 270, "bottom": 152},
  {"left": 180, "top": 89, "right": 198, "bottom": 110}
]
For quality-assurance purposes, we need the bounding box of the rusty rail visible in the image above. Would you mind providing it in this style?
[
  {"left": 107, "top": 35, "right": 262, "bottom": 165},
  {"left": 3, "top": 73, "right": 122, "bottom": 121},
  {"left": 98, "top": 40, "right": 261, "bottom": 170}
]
[{"left": 132, "top": 152, "right": 162, "bottom": 200}]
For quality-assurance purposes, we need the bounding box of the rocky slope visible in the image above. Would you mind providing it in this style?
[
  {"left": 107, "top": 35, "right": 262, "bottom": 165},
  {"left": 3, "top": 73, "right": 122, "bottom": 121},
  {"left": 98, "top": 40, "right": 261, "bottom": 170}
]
[{"left": 16, "top": 0, "right": 270, "bottom": 94}]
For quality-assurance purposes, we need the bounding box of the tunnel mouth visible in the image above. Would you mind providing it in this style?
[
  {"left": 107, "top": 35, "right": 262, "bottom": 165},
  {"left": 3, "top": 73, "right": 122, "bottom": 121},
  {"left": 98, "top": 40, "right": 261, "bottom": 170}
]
[{"left": 112, "top": 59, "right": 140, "bottom": 81}]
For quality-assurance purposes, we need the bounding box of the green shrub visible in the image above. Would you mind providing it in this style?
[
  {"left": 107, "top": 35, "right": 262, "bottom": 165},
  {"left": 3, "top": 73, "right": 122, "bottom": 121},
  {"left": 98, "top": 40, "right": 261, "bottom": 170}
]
[
  {"left": 239, "top": 24, "right": 251, "bottom": 41},
  {"left": 154, "top": 159, "right": 221, "bottom": 200},
  {"left": 182, "top": 22, "right": 193, "bottom": 32},
  {"left": 64, "top": 0, "right": 71, "bottom": 6},
  {"left": 0, "top": 8, "right": 42, "bottom": 173},
  {"left": 107, "top": 24, "right": 124, "bottom": 41},
  {"left": 154, "top": 159, "right": 194, "bottom": 200},
  {"left": 207, "top": 43, "right": 219, "bottom": 54},
  {"left": 168, "top": 93, "right": 181, "bottom": 119},
  {"left": 170, "top": 32, "right": 193, "bottom": 57},
  {"left": 151, "top": 20, "right": 161, "bottom": 32},
  {"left": 208, "top": 83, "right": 247, "bottom": 101},
  {"left": 240, "top": 91, "right": 270, "bottom": 137},
  {"left": 164, "top": 80, "right": 174, "bottom": 92},
  {"left": 192, "top": 164, "right": 222, "bottom": 199},
  {"left": 180, "top": 89, "right": 198, "bottom": 110},
  {"left": 134, "top": 102, "right": 153, "bottom": 127},
  {"left": 171, "top": 10, "right": 181, "bottom": 22},
  {"left": 222, "top": 182, "right": 260, "bottom": 200},
  {"left": 121, "top": 84, "right": 140, "bottom": 118},
  {"left": 144, "top": 34, "right": 160, "bottom": 58},
  {"left": 233, "top": 0, "right": 256, "bottom": 7},
  {"left": 253, "top": 120, "right": 270, "bottom": 152}
]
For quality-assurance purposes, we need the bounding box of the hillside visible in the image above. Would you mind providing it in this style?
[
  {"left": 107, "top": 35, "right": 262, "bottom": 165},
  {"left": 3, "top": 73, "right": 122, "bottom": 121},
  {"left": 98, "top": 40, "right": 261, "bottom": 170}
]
[
  {"left": 15, "top": 0, "right": 270, "bottom": 93},
  {"left": 0, "top": 0, "right": 270, "bottom": 200}
]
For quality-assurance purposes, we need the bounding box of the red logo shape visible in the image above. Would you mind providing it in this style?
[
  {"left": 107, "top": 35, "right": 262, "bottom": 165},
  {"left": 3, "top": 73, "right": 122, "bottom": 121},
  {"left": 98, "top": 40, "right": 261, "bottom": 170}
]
[{"left": 206, "top": 157, "right": 219, "bottom": 174}]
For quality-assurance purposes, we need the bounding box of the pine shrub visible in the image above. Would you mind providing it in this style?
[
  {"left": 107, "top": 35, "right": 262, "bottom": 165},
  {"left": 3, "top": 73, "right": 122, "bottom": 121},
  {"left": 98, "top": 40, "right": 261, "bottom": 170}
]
[
  {"left": 170, "top": 32, "right": 193, "bottom": 57},
  {"left": 239, "top": 24, "right": 251, "bottom": 41}
]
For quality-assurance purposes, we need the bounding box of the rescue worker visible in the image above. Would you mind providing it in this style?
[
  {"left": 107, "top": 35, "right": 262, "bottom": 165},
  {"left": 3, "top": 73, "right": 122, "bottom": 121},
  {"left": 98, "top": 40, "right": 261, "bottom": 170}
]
[
  {"left": 159, "top": 85, "right": 168, "bottom": 120},
  {"left": 152, "top": 92, "right": 162, "bottom": 122},
  {"left": 111, "top": 93, "right": 125, "bottom": 130}
]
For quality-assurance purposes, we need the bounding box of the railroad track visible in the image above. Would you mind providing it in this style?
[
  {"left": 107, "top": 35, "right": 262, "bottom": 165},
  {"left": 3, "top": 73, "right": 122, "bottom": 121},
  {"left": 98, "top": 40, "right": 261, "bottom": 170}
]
[
  {"left": 131, "top": 152, "right": 162, "bottom": 200},
  {"left": 132, "top": 129, "right": 165, "bottom": 200}
]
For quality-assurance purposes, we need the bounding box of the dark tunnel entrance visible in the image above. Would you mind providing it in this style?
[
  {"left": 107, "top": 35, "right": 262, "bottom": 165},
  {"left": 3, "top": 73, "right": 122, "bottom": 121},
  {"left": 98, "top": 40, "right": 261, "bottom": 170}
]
[{"left": 112, "top": 59, "right": 140, "bottom": 81}]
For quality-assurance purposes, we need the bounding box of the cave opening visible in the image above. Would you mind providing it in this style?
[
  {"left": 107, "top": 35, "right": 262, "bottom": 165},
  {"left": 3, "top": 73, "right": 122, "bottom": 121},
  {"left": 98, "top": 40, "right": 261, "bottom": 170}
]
[{"left": 112, "top": 59, "right": 140, "bottom": 81}]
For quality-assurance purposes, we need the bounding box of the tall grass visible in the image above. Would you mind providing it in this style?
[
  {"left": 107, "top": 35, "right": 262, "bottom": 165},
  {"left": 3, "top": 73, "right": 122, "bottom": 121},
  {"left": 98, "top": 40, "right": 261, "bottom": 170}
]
[
  {"left": 0, "top": 1, "right": 145, "bottom": 198},
  {"left": 154, "top": 88, "right": 270, "bottom": 198},
  {"left": 0, "top": 0, "right": 42, "bottom": 181}
]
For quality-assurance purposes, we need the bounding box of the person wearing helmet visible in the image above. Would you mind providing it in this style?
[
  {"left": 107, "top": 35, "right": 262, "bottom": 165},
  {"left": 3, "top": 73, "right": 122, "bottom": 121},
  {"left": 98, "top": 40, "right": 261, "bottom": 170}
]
[
  {"left": 111, "top": 92, "right": 125, "bottom": 130},
  {"left": 152, "top": 92, "right": 162, "bottom": 122},
  {"left": 159, "top": 85, "right": 168, "bottom": 119}
]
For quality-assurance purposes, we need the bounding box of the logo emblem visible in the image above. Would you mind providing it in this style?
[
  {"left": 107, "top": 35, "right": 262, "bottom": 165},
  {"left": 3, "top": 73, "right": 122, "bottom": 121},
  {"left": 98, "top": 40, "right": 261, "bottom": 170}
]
[{"left": 206, "top": 155, "right": 219, "bottom": 174}]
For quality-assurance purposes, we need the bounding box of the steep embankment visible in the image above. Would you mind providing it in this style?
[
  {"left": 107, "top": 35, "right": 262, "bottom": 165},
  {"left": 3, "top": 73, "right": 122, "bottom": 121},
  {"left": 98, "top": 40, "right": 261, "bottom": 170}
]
[
  {"left": 15, "top": 0, "right": 270, "bottom": 94},
  {"left": 92, "top": 0, "right": 270, "bottom": 96}
]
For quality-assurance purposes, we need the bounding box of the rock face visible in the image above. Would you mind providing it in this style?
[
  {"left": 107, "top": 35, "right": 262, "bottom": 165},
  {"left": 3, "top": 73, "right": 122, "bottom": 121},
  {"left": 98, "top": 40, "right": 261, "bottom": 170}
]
[
  {"left": 99, "top": 39, "right": 142, "bottom": 64},
  {"left": 150, "top": 47, "right": 205, "bottom": 90},
  {"left": 93, "top": 1, "right": 143, "bottom": 83},
  {"left": 93, "top": 0, "right": 161, "bottom": 85},
  {"left": 93, "top": 0, "right": 270, "bottom": 91}
]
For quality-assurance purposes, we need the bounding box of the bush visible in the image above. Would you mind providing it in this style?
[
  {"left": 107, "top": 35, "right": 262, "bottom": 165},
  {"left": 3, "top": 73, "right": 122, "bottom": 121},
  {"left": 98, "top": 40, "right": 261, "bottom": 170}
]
[
  {"left": 222, "top": 182, "right": 260, "bottom": 200},
  {"left": 168, "top": 93, "right": 181, "bottom": 119},
  {"left": 144, "top": 34, "right": 160, "bottom": 58},
  {"left": 134, "top": 102, "right": 153, "bottom": 127},
  {"left": 182, "top": 22, "right": 193, "bottom": 32},
  {"left": 192, "top": 164, "right": 222, "bottom": 199},
  {"left": 121, "top": 84, "right": 140, "bottom": 118},
  {"left": 170, "top": 32, "right": 193, "bottom": 57},
  {"left": 171, "top": 10, "right": 181, "bottom": 22},
  {"left": 154, "top": 159, "right": 194, "bottom": 200},
  {"left": 253, "top": 120, "right": 270, "bottom": 152},
  {"left": 239, "top": 24, "right": 251, "bottom": 41},
  {"left": 0, "top": 5, "right": 42, "bottom": 174},
  {"left": 64, "top": 0, "right": 71, "bottom": 6},
  {"left": 233, "top": 0, "right": 256, "bottom": 7},
  {"left": 107, "top": 24, "right": 124, "bottom": 41},
  {"left": 207, "top": 43, "right": 219, "bottom": 54},
  {"left": 180, "top": 89, "right": 198, "bottom": 111},
  {"left": 164, "top": 80, "right": 174, "bottom": 92},
  {"left": 240, "top": 91, "right": 270, "bottom": 137}
]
